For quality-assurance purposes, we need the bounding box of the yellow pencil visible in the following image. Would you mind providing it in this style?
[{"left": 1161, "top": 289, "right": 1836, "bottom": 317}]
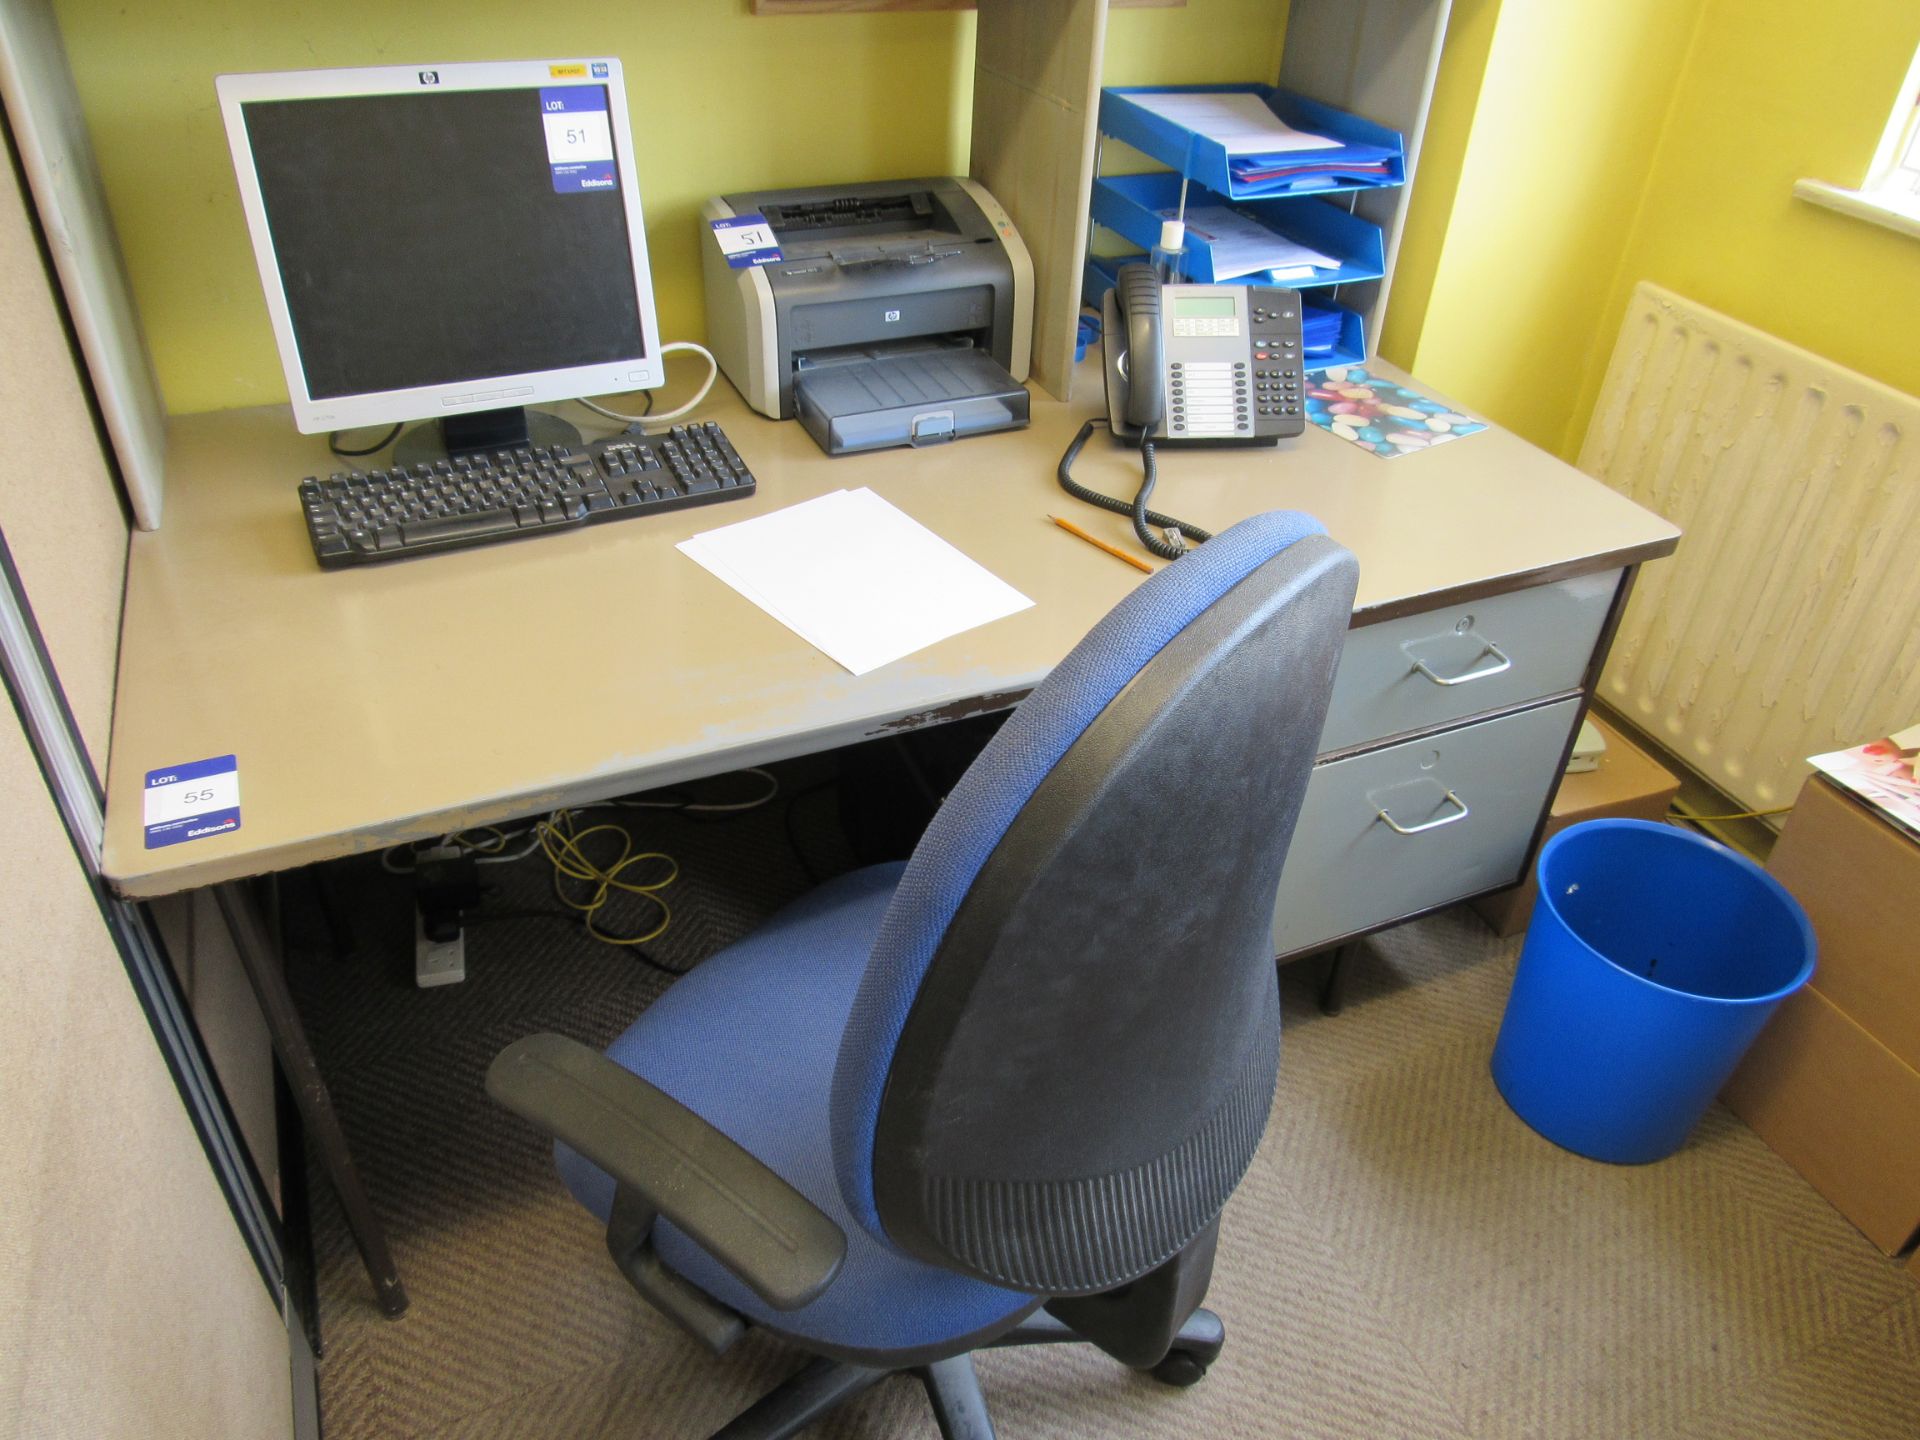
[{"left": 1047, "top": 514, "right": 1155, "bottom": 574}]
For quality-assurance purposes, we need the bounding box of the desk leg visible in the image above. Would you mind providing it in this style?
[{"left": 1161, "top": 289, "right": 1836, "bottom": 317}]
[
  {"left": 1318, "top": 943, "right": 1355, "bottom": 1016},
  {"left": 213, "top": 881, "right": 410, "bottom": 1319}
]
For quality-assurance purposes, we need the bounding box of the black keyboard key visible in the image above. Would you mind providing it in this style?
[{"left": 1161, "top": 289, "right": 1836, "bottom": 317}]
[{"left": 400, "top": 509, "right": 520, "bottom": 545}]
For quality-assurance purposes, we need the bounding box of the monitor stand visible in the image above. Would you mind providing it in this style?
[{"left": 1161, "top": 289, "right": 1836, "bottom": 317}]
[{"left": 392, "top": 405, "right": 583, "bottom": 468}]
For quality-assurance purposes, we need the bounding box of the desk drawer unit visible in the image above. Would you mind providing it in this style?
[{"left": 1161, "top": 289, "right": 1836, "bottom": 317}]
[
  {"left": 1318, "top": 570, "right": 1618, "bottom": 754},
  {"left": 1273, "top": 697, "right": 1583, "bottom": 958}
]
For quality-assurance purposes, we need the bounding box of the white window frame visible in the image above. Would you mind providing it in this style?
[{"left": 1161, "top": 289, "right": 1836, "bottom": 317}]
[{"left": 1795, "top": 43, "right": 1920, "bottom": 240}]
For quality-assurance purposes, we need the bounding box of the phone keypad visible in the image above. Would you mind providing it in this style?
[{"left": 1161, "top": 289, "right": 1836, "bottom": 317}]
[{"left": 1248, "top": 291, "right": 1306, "bottom": 434}]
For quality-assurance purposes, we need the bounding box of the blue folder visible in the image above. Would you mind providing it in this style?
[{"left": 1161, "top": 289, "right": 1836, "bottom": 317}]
[
  {"left": 1100, "top": 85, "right": 1406, "bottom": 202},
  {"left": 1301, "top": 304, "right": 1347, "bottom": 356}
]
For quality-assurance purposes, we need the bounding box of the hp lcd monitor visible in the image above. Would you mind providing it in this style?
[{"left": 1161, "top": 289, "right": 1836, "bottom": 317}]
[{"left": 217, "top": 58, "right": 663, "bottom": 461}]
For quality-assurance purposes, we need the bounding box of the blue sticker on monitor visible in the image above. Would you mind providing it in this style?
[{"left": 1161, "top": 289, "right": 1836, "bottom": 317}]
[
  {"left": 710, "top": 213, "right": 782, "bottom": 268},
  {"left": 143, "top": 754, "right": 241, "bottom": 849},
  {"left": 540, "top": 87, "right": 616, "bottom": 194}
]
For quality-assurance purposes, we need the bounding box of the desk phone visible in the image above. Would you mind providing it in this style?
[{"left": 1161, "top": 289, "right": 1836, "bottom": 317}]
[{"left": 1102, "top": 266, "right": 1306, "bottom": 446}]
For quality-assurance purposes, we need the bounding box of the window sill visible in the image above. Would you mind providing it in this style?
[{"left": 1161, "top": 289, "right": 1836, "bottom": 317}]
[{"left": 1793, "top": 179, "right": 1920, "bottom": 240}]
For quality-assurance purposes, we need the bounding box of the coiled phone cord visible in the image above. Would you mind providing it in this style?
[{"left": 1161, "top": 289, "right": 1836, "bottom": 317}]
[{"left": 1056, "top": 419, "right": 1213, "bottom": 561}]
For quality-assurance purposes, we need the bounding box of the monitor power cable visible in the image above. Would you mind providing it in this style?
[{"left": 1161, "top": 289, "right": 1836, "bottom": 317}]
[
  {"left": 1056, "top": 418, "right": 1213, "bottom": 562},
  {"left": 327, "top": 422, "right": 403, "bottom": 459},
  {"left": 578, "top": 340, "right": 720, "bottom": 431}
]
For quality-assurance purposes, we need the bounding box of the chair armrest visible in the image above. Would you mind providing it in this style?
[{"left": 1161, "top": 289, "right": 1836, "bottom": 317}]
[{"left": 486, "top": 1032, "right": 846, "bottom": 1311}]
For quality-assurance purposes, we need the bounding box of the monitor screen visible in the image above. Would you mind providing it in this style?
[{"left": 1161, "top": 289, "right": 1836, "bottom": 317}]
[{"left": 218, "top": 61, "right": 663, "bottom": 436}]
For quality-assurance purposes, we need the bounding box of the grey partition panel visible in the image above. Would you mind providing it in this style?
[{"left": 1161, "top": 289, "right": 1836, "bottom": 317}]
[
  {"left": 0, "top": 0, "right": 166, "bottom": 529},
  {"left": 0, "top": 703, "right": 292, "bottom": 1436},
  {"left": 1274, "top": 696, "right": 1581, "bottom": 956},
  {"left": 0, "top": 107, "right": 130, "bottom": 774}
]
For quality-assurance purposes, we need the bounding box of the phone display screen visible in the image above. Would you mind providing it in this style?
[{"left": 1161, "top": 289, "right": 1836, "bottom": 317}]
[{"left": 1172, "top": 295, "right": 1239, "bottom": 319}]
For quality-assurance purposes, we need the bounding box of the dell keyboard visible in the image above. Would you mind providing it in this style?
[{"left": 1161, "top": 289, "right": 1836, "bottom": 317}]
[{"left": 298, "top": 422, "right": 757, "bottom": 568}]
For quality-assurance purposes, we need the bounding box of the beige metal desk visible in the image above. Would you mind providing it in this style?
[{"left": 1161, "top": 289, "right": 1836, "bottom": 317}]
[
  {"left": 99, "top": 360, "right": 1677, "bottom": 1314},
  {"left": 102, "top": 361, "right": 1674, "bottom": 896}
]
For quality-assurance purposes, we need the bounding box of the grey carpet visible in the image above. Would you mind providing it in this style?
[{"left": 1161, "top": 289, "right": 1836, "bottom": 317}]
[{"left": 286, "top": 773, "right": 1920, "bottom": 1439}]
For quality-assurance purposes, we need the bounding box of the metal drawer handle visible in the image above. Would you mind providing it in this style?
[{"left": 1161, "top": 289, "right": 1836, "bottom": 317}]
[
  {"left": 1411, "top": 642, "right": 1512, "bottom": 687},
  {"left": 1376, "top": 790, "right": 1471, "bottom": 835}
]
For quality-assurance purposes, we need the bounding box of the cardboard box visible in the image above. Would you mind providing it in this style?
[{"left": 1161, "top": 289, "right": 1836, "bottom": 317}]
[
  {"left": 1722, "top": 985, "right": 1920, "bottom": 1255},
  {"left": 1762, "top": 776, "right": 1919, "bottom": 1068},
  {"left": 1721, "top": 775, "right": 1920, "bottom": 1256},
  {"left": 1472, "top": 713, "right": 1681, "bottom": 938}
]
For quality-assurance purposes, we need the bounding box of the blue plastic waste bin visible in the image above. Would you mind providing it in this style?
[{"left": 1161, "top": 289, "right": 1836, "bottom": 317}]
[{"left": 1490, "top": 818, "right": 1816, "bottom": 1164}]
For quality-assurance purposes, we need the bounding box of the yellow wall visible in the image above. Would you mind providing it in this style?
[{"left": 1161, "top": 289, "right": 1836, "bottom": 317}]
[
  {"left": 1375, "top": 0, "right": 1499, "bottom": 371},
  {"left": 1392, "top": 0, "right": 1920, "bottom": 460},
  {"left": 1563, "top": 0, "right": 1920, "bottom": 456},
  {"left": 1388, "top": 0, "right": 1706, "bottom": 455},
  {"left": 57, "top": 0, "right": 1920, "bottom": 438},
  {"left": 55, "top": 0, "right": 1285, "bottom": 417},
  {"left": 54, "top": 0, "right": 978, "bottom": 414}
]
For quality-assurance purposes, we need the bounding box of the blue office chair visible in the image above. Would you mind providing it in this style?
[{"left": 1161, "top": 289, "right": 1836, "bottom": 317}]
[{"left": 489, "top": 511, "right": 1357, "bottom": 1438}]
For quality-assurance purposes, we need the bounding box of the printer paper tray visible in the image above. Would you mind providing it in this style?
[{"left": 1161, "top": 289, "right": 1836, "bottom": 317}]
[{"left": 793, "top": 349, "right": 1030, "bottom": 456}]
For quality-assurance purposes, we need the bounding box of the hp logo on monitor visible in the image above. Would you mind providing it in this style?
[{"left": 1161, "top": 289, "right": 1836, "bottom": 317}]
[{"left": 418, "top": 70, "right": 440, "bottom": 85}]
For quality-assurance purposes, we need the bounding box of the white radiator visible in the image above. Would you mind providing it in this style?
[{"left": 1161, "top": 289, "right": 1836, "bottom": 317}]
[{"left": 1580, "top": 282, "right": 1920, "bottom": 814}]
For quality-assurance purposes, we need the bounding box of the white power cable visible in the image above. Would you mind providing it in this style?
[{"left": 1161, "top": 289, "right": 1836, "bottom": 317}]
[
  {"left": 577, "top": 340, "right": 719, "bottom": 430},
  {"left": 612, "top": 767, "right": 779, "bottom": 814},
  {"left": 376, "top": 767, "right": 780, "bottom": 873}
]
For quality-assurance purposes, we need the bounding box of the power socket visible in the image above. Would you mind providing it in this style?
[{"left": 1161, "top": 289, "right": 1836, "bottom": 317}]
[
  {"left": 412, "top": 843, "right": 478, "bottom": 988},
  {"left": 415, "top": 908, "right": 466, "bottom": 988}
]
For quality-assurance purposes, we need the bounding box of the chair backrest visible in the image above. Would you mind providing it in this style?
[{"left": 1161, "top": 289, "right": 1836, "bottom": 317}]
[{"left": 828, "top": 512, "right": 1358, "bottom": 1295}]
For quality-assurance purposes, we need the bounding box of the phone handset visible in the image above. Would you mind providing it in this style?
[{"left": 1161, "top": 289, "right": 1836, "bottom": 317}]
[
  {"left": 1102, "top": 263, "right": 1167, "bottom": 442},
  {"left": 1116, "top": 265, "right": 1165, "bottom": 436}
]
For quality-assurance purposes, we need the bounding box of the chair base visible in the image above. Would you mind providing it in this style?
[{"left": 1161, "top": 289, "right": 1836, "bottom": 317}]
[{"left": 707, "top": 1308, "right": 1226, "bottom": 1440}]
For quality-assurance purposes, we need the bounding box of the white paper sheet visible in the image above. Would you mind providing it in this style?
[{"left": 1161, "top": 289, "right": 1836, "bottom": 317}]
[
  {"left": 676, "top": 488, "right": 1035, "bottom": 676},
  {"left": 1124, "top": 92, "right": 1336, "bottom": 157},
  {"left": 1159, "top": 205, "right": 1340, "bottom": 280}
]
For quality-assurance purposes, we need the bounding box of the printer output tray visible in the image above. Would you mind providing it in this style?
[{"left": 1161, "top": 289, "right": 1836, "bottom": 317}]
[{"left": 793, "top": 349, "right": 1030, "bottom": 456}]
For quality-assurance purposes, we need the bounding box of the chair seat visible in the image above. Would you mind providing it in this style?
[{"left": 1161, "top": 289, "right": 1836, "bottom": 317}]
[{"left": 556, "top": 862, "right": 1036, "bottom": 1360}]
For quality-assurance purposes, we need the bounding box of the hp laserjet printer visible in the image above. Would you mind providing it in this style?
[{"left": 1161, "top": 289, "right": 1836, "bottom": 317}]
[{"left": 701, "top": 178, "right": 1033, "bottom": 455}]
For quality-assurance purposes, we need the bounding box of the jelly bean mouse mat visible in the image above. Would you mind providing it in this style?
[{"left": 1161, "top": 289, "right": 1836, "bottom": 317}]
[{"left": 1304, "top": 367, "right": 1488, "bottom": 457}]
